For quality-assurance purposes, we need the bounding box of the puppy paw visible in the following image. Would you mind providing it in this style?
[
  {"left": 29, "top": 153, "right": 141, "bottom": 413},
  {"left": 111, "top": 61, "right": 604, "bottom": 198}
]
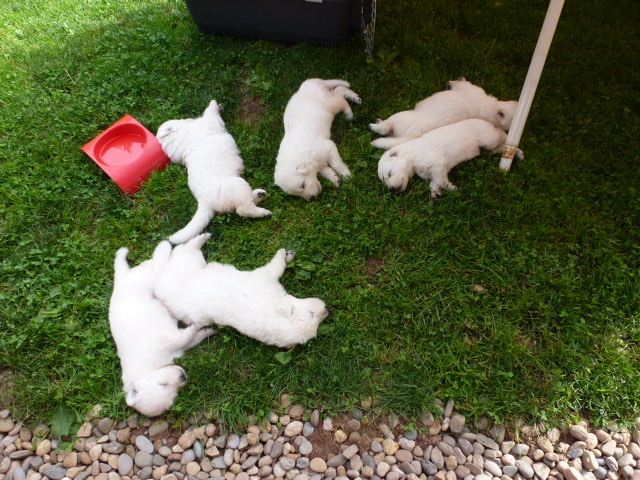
[
  {"left": 253, "top": 189, "right": 268, "bottom": 199},
  {"left": 285, "top": 251, "right": 296, "bottom": 263},
  {"left": 201, "top": 326, "right": 218, "bottom": 337},
  {"left": 352, "top": 94, "right": 363, "bottom": 105},
  {"left": 515, "top": 148, "right": 525, "bottom": 160}
]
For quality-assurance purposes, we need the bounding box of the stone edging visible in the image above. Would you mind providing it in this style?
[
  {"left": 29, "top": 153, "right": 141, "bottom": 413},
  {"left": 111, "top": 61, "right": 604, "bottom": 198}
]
[{"left": 1, "top": 401, "right": 639, "bottom": 480}]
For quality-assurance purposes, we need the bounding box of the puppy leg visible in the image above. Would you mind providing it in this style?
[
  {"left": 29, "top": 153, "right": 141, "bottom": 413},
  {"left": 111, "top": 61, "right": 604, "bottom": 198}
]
[
  {"left": 169, "top": 324, "right": 218, "bottom": 351},
  {"left": 329, "top": 95, "right": 355, "bottom": 120},
  {"left": 252, "top": 189, "right": 267, "bottom": 205},
  {"left": 255, "top": 248, "right": 291, "bottom": 280},
  {"left": 333, "top": 86, "right": 362, "bottom": 105},
  {"left": 429, "top": 166, "right": 455, "bottom": 198},
  {"left": 236, "top": 203, "right": 272, "bottom": 218},
  {"left": 369, "top": 119, "right": 392, "bottom": 136},
  {"left": 325, "top": 141, "right": 352, "bottom": 179},
  {"left": 319, "top": 166, "right": 341, "bottom": 187},
  {"left": 169, "top": 203, "right": 214, "bottom": 245},
  {"left": 492, "top": 144, "right": 524, "bottom": 160},
  {"left": 183, "top": 233, "right": 212, "bottom": 252},
  {"left": 321, "top": 79, "right": 351, "bottom": 89},
  {"left": 371, "top": 136, "right": 411, "bottom": 149},
  {"left": 151, "top": 241, "right": 172, "bottom": 273}
]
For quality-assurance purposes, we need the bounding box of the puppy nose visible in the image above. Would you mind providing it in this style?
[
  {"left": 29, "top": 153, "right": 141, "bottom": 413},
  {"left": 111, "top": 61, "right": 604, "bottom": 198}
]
[
  {"left": 444, "top": 81, "right": 452, "bottom": 90},
  {"left": 390, "top": 186, "right": 401, "bottom": 193},
  {"left": 309, "top": 195, "right": 317, "bottom": 201}
]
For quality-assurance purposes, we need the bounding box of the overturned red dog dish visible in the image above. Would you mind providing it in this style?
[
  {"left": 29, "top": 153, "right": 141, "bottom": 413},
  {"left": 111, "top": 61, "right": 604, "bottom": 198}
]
[{"left": 82, "top": 115, "right": 170, "bottom": 195}]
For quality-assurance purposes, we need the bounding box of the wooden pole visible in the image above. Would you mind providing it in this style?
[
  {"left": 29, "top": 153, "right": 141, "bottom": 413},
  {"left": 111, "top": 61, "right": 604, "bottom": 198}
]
[{"left": 500, "top": 0, "right": 565, "bottom": 171}]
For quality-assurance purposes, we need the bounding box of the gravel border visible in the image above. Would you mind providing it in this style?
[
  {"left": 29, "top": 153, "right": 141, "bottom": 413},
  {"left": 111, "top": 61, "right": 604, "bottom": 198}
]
[{"left": 1, "top": 399, "right": 639, "bottom": 480}]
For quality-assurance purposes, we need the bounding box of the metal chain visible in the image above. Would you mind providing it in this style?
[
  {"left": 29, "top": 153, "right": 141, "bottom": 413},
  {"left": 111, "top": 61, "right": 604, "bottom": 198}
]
[{"left": 361, "top": 0, "right": 377, "bottom": 58}]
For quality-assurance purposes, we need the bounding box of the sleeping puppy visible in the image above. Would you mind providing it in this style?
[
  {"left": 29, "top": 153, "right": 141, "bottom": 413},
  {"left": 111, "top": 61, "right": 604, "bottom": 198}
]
[
  {"left": 153, "top": 234, "right": 329, "bottom": 348},
  {"left": 109, "top": 242, "right": 216, "bottom": 417},
  {"left": 274, "top": 78, "right": 361, "bottom": 200},
  {"left": 378, "top": 118, "right": 524, "bottom": 197},
  {"left": 157, "top": 100, "right": 271, "bottom": 245},
  {"left": 370, "top": 78, "right": 518, "bottom": 149}
]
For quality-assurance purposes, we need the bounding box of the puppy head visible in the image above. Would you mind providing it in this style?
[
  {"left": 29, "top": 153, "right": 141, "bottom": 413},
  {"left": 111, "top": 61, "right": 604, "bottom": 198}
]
[
  {"left": 156, "top": 119, "right": 187, "bottom": 164},
  {"left": 378, "top": 150, "right": 413, "bottom": 193},
  {"left": 277, "top": 296, "right": 329, "bottom": 324},
  {"left": 302, "top": 297, "right": 329, "bottom": 322},
  {"left": 156, "top": 119, "right": 181, "bottom": 142},
  {"left": 496, "top": 100, "right": 518, "bottom": 130},
  {"left": 274, "top": 162, "right": 322, "bottom": 201},
  {"left": 124, "top": 365, "right": 187, "bottom": 417}
]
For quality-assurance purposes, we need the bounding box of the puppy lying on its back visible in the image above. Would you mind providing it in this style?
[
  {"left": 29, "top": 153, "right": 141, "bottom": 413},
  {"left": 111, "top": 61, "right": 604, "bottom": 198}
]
[
  {"left": 157, "top": 100, "right": 271, "bottom": 245},
  {"left": 370, "top": 79, "right": 518, "bottom": 149},
  {"left": 378, "top": 118, "right": 523, "bottom": 197},
  {"left": 275, "top": 78, "right": 361, "bottom": 200},
  {"left": 153, "top": 234, "right": 329, "bottom": 349},
  {"left": 109, "top": 242, "right": 216, "bottom": 417}
]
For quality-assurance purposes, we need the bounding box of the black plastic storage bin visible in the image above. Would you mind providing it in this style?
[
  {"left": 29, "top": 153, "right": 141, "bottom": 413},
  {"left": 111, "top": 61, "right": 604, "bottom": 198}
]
[{"left": 183, "top": 0, "right": 370, "bottom": 46}]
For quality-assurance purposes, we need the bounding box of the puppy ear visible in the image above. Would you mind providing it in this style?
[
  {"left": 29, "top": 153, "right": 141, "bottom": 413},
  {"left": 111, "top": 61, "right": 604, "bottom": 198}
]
[
  {"left": 157, "top": 126, "right": 175, "bottom": 139},
  {"left": 125, "top": 387, "right": 138, "bottom": 407},
  {"left": 295, "top": 163, "right": 309, "bottom": 175},
  {"left": 277, "top": 299, "right": 294, "bottom": 318}
]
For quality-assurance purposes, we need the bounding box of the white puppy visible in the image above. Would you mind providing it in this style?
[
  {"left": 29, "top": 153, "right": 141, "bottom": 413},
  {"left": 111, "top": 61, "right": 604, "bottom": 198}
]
[
  {"left": 109, "top": 242, "right": 216, "bottom": 417},
  {"left": 157, "top": 100, "right": 271, "bottom": 245},
  {"left": 378, "top": 118, "right": 524, "bottom": 197},
  {"left": 274, "top": 78, "right": 361, "bottom": 200},
  {"left": 153, "top": 234, "right": 329, "bottom": 349},
  {"left": 370, "top": 79, "right": 518, "bottom": 149}
]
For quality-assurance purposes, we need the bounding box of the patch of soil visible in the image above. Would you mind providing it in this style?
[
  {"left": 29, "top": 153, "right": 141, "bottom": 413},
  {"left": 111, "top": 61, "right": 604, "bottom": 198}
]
[
  {"left": 306, "top": 428, "right": 341, "bottom": 459},
  {"left": 365, "top": 255, "right": 385, "bottom": 278},
  {"left": 0, "top": 369, "right": 13, "bottom": 409},
  {"left": 239, "top": 94, "right": 267, "bottom": 124}
]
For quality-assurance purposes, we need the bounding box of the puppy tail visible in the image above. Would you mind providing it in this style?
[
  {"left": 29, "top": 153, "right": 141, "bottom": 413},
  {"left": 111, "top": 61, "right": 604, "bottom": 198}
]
[
  {"left": 113, "top": 248, "right": 130, "bottom": 280},
  {"left": 168, "top": 204, "right": 213, "bottom": 245}
]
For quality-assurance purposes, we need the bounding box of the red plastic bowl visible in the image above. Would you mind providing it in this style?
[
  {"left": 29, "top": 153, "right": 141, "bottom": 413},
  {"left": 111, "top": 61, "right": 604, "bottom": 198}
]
[{"left": 82, "top": 115, "right": 170, "bottom": 195}]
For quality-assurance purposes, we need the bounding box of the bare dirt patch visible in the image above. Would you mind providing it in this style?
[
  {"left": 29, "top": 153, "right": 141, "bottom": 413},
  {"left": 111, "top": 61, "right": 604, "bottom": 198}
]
[
  {"left": 365, "top": 256, "right": 385, "bottom": 277},
  {"left": 238, "top": 94, "right": 267, "bottom": 124}
]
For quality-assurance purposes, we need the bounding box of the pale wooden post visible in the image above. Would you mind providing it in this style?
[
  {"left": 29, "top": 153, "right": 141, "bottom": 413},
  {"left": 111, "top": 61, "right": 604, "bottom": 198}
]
[{"left": 500, "top": 0, "right": 565, "bottom": 171}]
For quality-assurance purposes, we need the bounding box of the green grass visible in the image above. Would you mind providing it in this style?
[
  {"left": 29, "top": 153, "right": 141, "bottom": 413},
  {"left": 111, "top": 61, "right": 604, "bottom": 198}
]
[{"left": 1, "top": 0, "right": 639, "bottom": 430}]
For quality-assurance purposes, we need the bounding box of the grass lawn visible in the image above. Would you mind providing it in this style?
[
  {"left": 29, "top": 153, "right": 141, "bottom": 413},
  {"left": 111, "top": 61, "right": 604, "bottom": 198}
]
[{"left": 1, "top": 0, "right": 639, "bottom": 430}]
